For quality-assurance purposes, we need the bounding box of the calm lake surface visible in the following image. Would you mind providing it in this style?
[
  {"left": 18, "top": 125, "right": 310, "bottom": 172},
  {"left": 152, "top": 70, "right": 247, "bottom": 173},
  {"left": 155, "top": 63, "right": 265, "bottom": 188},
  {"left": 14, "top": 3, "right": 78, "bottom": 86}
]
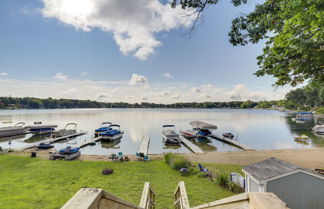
[{"left": 0, "top": 109, "right": 323, "bottom": 155}]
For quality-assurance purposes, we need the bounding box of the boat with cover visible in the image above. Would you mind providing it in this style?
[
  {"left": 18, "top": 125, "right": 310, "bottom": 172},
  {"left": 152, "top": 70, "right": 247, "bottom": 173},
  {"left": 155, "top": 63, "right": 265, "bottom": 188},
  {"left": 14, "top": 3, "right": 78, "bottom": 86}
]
[
  {"left": 223, "top": 132, "right": 235, "bottom": 139},
  {"left": 52, "top": 123, "right": 77, "bottom": 138},
  {"left": 50, "top": 146, "right": 80, "bottom": 160},
  {"left": 189, "top": 121, "right": 217, "bottom": 137},
  {"left": 312, "top": 125, "right": 324, "bottom": 135},
  {"left": 0, "top": 122, "right": 27, "bottom": 138},
  {"left": 95, "top": 122, "right": 112, "bottom": 136},
  {"left": 37, "top": 143, "right": 54, "bottom": 149},
  {"left": 100, "top": 124, "right": 124, "bottom": 141},
  {"left": 25, "top": 122, "right": 57, "bottom": 135},
  {"left": 162, "top": 125, "right": 181, "bottom": 145},
  {"left": 180, "top": 130, "right": 196, "bottom": 138},
  {"left": 296, "top": 112, "right": 313, "bottom": 118}
]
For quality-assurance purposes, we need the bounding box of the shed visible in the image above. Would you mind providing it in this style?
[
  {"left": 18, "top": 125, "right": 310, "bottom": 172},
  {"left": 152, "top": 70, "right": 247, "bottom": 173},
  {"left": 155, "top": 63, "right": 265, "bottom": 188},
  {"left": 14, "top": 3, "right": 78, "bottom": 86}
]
[{"left": 242, "top": 157, "right": 324, "bottom": 209}]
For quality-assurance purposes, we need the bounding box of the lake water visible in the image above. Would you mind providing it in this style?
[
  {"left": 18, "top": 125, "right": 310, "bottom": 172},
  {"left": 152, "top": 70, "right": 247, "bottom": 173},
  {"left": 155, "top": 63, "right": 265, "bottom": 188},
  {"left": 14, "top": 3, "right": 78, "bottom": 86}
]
[{"left": 0, "top": 109, "right": 323, "bottom": 155}]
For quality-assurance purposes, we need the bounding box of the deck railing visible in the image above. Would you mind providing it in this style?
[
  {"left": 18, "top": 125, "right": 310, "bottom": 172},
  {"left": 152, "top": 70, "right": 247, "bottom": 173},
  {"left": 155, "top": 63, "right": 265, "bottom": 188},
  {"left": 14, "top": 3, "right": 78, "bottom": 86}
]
[
  {"left": 139, "top": 182, "right": 156, "bottom": 209},
  {"left": 174, "top": 181, "right": 190, "bottom": 209}
]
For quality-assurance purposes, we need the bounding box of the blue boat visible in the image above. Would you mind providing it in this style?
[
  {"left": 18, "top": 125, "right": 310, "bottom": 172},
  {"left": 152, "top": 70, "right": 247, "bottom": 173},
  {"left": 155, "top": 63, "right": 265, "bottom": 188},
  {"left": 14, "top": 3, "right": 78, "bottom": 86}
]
[
  {"left": 95, "top": 122, "right": 112, "bottom": 136},
  {"left": 25, "top": 122, "right": 57, "bottom": 135},
  {"left": 37, "top": 143, "right": 54, "bottom": 149},
  {"left": 50, "top": 146, "right": 81, "bottom": 161},
  {"left": 100, "top": 124, "right": 124, "bottom": 141}
]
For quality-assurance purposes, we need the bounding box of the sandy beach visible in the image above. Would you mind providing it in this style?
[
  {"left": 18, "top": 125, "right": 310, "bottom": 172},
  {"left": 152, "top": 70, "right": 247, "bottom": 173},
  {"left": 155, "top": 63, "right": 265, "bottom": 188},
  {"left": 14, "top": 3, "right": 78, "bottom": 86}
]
[{"left": 8, "top": 147, "right": 324, "bottom": 170}]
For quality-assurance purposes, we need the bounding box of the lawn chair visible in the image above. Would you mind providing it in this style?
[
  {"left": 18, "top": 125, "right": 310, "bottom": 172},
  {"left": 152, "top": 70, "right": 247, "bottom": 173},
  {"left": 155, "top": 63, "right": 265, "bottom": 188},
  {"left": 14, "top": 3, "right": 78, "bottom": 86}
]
[
  {"left": 179, "top": 168, "right": 189, "bottom": 176},
  {"left": 143, "top": 156, "right": 150, "bottom": 161},
  {"left": 198, "top": 164, "right": 208, "bottom": 173},
  {"left": 118, "top": 152, "right": 123, "bottom": 161},
  {"left": 110, "top": 153, "right": 117, "bottom": 161}
]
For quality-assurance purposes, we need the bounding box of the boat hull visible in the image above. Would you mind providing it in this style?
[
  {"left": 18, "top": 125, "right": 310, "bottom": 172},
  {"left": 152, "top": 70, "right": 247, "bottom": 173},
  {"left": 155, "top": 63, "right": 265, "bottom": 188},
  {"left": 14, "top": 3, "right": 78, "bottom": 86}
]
[{"left": 0, "top": 126, "right": 27, "bottom": 138}]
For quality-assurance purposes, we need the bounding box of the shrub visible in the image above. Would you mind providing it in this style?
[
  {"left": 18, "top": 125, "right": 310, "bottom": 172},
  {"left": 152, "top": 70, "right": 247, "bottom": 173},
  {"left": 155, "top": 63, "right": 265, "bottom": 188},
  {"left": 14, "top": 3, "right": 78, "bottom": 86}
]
[
  {"left": 215, "top": 173, "right": 229, "bottom": 187},
  {"left": 316, "top": 107, "right": 324, "bottom": 114},
  {"left": 227, "top": 182, "right": 244, "bottom": 193},
  {"left": 164, "top": 153, "right": 190, "bottom": 171}
]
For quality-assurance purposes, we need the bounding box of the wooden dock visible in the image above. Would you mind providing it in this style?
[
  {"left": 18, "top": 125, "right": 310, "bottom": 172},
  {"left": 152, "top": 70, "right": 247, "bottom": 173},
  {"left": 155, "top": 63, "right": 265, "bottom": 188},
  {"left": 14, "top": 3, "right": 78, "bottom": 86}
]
[
  {"left": 76, "top": 136, "right": 102, "bottom": 148},
  {"left": 209, "top": 134, "right": 253, "bottom": 151},
  {"left": 16, "top": 132, "right": 86, "bottom": 150},
  {"left": 179, "top": 135, "right": 204, "bottom": 154},
  {"left": 138, "top": 136, "right": 150, "bottom": 156}
]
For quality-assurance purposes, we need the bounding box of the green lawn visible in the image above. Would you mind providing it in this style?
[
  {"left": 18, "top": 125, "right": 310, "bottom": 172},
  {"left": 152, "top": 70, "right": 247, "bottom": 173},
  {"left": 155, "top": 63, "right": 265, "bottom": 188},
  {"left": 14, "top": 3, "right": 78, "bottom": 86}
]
[{"left": 0, "top": 155, "right": 241, "bottom": 209}]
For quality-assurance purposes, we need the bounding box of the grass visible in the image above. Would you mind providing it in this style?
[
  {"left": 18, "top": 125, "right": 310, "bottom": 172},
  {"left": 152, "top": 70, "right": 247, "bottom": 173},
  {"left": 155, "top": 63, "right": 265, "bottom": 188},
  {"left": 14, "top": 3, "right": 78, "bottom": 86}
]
[{"left": 0, "top": 155, "right": 239, "bottom": 209}]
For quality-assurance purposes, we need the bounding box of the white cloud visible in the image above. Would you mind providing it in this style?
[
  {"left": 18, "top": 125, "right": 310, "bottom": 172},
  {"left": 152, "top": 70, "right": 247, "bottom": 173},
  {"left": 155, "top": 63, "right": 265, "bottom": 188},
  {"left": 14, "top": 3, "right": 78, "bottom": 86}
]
[
  {"left": 162, "top": 73, "right": 173, "bottom": 79},
  {"left": 0, "top": 77, "right": 289, "bottom": 104},
  {"left": 141, "top": 96, "right": 148, "bottom": 101},
  {"left": 81, "top": 72, "right": 88, "bottom": 76},
  {"left": 129, "top": 73, "right": 148, "bottom": 85},
  {"left": 191, "top": 87, "right": 201, "bottom": 93},
  {"left": 0, "top": 72, "right": 8, "bottom": 76},
  {"left": 54, "top": 72, "right": 68, "bottom": 81},
  {"left": 96, "top": 93, "right": 110, "bottom": 101},
  {"left": 40, "top": 0, "right": 195, "bottom": 60}
]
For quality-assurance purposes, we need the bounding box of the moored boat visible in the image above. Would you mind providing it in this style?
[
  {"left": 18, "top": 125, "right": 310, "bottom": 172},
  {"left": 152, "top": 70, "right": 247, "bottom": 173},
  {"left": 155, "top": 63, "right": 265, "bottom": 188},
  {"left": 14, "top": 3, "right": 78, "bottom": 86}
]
[
  {"left": 223, "top": 132, "right": 235, "bottom": 139},
  {"left": 180, "top": 130, "right": 196, "bottom": 138},
  {"left": 0, "top": 122, "right": 27, "bottom": 138},
  {"left": 100, "top": 124, "right": 124, "bottom": 141},
  {"left": 37, "top": 143, "right": 54, "bottom": 149},
  {"left": 162, "top": 125, "right": 181, "bottom": 145},
  {"left": 312, "top": 125, "right": 324, "bottom": 135},
  {"left": 52, "top": 123, "right": 77, "bottom": 138},
  {"left": 25, "top": 122, "right": 57, "bottom": 135},
  {"left": 189, "top": 121, "right": 217, "bottom": 137},
  {"left": 50, "top": 146, "right": 81, "bottom": 160},
  {"left": 95, "top": 122, "right": 112, "bottom": 136}
]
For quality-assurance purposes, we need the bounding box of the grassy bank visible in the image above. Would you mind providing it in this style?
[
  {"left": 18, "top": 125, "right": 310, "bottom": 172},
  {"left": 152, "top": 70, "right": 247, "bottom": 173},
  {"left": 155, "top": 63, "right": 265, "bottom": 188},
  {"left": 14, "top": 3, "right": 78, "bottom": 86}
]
[{"left": 0, "top": 155, "right": 240, "bottom": 209}]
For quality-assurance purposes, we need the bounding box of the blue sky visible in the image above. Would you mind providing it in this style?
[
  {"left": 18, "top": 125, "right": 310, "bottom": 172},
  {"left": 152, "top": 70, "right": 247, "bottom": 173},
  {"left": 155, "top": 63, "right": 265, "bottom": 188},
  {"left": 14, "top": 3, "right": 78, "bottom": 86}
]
[{"left": 0, "top": 0, "right": 292, "bottom": 103}]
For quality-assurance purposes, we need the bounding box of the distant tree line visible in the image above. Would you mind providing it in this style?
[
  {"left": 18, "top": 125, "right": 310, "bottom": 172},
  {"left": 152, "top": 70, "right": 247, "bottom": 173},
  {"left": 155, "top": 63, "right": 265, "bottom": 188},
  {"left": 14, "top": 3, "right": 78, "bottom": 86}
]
[{"left": 0, "top": 97, "right": 280, "bottom": 109}]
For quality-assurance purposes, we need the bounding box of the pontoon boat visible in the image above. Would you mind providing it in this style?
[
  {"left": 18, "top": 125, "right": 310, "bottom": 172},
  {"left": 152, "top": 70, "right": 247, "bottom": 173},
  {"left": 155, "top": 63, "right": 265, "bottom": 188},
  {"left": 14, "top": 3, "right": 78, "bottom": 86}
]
[
  {"left": 0, "top": 122, "right": 27, "bottom": 138},
  {"left": 52, "top": 123, "right": 77, "bottom": 138},
  {"left": 95, "top": 122, "right": 112, "bottom": 136},
  {"left": 25, "top": 122, "right": 57, "bottom": 135},
  {"left": 100, "top": 124, "right": 124, "bottom": 141},
  {"left": 162, "top": 125, "right": 181, "bottom": 145}
]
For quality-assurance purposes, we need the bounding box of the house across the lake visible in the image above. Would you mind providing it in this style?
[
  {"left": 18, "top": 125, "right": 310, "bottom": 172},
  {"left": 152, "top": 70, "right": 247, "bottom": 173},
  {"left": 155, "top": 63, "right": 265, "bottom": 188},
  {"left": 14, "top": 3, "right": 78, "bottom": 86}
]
[{"left": 243, "top": 157, "right": 324, "bottom": 209}]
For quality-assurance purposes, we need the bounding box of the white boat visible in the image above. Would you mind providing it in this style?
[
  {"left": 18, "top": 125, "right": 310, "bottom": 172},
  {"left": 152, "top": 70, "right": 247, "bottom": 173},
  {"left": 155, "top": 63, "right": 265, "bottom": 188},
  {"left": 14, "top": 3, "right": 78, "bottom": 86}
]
[
  {"left": 0, "top": 122, "right": 27, "bottom": 138},
  {"left": 51, "top": 123, "right": 77, "bottom": 138},
  {"left": 312, "top": 125, "right": 324, "bottom": 135},
  {"left": 162, "top": 125, "right": 181, "bottom": 145},
  {"left": 25, "top": 122, "right": 58, "bottom": 135}
]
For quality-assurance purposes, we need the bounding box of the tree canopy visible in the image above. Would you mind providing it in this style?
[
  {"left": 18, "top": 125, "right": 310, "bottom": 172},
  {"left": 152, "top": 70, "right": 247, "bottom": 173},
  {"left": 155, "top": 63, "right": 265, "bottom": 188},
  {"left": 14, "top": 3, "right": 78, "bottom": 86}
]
[{"left": 172, "top": 0, "right": 324, "bottom": 86}]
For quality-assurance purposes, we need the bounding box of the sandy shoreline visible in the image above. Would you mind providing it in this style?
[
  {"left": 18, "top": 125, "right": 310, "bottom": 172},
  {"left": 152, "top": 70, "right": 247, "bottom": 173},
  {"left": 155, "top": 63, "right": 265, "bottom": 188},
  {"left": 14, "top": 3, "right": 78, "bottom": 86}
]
[{"left": 6, "top": 147, "right": 324, "bottom": 170}]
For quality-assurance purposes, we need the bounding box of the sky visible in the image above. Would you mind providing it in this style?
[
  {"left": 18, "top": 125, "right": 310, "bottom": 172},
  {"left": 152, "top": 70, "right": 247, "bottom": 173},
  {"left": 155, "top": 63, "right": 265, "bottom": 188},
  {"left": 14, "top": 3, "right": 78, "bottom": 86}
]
[{"left": 0, "top": 0, "right": 293, "bottom": 104}]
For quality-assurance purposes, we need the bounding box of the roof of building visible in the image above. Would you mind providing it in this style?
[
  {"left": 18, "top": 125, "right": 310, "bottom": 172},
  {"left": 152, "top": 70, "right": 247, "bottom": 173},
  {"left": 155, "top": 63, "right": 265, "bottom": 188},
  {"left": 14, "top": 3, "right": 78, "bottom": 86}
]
[{"left": 242, "top": 157, "right": 308, "bottom": 182}]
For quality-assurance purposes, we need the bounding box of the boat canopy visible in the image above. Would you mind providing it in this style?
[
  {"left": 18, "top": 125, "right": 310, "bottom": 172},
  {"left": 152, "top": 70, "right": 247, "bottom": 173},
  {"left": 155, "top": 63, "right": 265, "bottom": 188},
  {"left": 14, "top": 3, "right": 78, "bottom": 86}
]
[
  {"left": 189, "top": 121, "right": 217, "bottom": 130},
  {"left": 109, "top": 124, "right": 120, "bottom": 127},
  {"left": 64, "top": 123, "right": 77, "bottom": 130},
  {"left": 163, "top": 125, "right": 175, "bottom": 127},
  {"left": 102, "top": 122, "right": 112, "bottom": 126}
]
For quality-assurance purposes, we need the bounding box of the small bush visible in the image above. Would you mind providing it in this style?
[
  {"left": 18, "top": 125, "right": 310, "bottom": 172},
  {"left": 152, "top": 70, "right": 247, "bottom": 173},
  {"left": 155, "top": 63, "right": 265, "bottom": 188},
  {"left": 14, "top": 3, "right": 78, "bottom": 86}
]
[
  {"left": 227, "top": 182, "right": 244, "bottom": 193},
  {"left": 164, "top": 153, "right": 190, "bottom": 171},
  {"left": 215, "top": 173, "right": 229, "bottom": 187},
  {"left": 316, "top": 107, "right": 324, "bottom": 114}
]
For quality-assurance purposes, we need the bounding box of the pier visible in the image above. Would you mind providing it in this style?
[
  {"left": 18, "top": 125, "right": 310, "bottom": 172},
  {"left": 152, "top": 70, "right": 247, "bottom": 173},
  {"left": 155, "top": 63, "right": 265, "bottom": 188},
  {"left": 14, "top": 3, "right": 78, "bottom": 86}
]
[
  {"left": 179, "top": 135, "right": 204, "bottom": 154},
  {"left": 17, "top": 132, "right": 86, "bottom": 150},
  {"left": 76, "top": 136, "right": 102, "bottom": 148},
  {"left": 209, "top": 134, "right": 253, "bottom": 151},
  {"left": 138, "top": 136, "right": 150, "bottom": 156}
]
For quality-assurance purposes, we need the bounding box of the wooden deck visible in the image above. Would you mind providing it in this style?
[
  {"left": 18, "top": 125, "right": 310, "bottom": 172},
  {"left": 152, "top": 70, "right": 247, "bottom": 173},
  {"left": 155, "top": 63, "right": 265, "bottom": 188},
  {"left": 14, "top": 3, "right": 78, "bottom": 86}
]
[
  {"left": 209, "top": 134, "right": 253, "bottom": 151},
  {"left": 138, "top": 136, "right": 150, "bottom": 156},
  {"left": 179, "top": 135, "right": 204, "bottom": 154},
  {"left": 16, "top": 132, "right": 86, "bottom": 150},
  {"left": 76, "top": 136, "right": 102, "bottom": 148}
]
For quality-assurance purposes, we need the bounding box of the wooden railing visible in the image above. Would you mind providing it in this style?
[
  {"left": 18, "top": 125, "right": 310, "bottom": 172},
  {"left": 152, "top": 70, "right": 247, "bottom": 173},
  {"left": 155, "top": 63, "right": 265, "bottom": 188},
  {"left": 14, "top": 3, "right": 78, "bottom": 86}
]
[
  {"left": 139, "top": 182, "right": 156, "bottom": 209},
  {"left": 174, "top": 181, "right": 190, "bottom": 209}
]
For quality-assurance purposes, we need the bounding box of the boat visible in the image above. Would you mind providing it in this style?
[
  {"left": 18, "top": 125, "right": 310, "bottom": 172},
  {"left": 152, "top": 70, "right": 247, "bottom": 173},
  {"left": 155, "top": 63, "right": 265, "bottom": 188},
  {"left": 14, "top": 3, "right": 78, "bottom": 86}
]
[
  {"left": 189, "top": 121, "right": 217, "bottom": 137},
  {"left": 223, "top": 132, "right": 235, "bottom": 139},
  {"left": 51, "top": 123, "right": 77, "bottom": 138},
  {"left": 312, "top": 125, "right": 324, "bottom": 135},
  {"left": 162, "top": 125, "right": 181, "bottom": 145},
  {"left": 294, "top": 135, "right": 310, "bottom": 144},
  {"left": 180, "top": 130, "right": 196, "bottom": 138},
  {"left": 50, "top": 146, "right": 81, "bottom": 160},
  {"left": 95, "top": 122, "right": 112, "bottom": 136},
  {"left": 0, "top": 122, "right": 27, "bottom": 138},
  {"left": 25, "top": 122, "right": 57, "bottom": 135},
  {"left": 100, "top": 124, "right": 124, "bottom": 141},
  {"left": 296, "top": 112, "right": 313, "bottom": 118},
  {"left": 37, "top": 143, "right": 54, "bottom": 149}
]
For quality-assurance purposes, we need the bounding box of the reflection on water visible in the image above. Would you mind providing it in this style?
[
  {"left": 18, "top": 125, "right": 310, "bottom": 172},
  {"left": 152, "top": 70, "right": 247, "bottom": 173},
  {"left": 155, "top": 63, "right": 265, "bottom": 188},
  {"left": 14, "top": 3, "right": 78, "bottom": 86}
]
[{"left": 0, "top": 108, "right": 323, "bottom": 155}]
